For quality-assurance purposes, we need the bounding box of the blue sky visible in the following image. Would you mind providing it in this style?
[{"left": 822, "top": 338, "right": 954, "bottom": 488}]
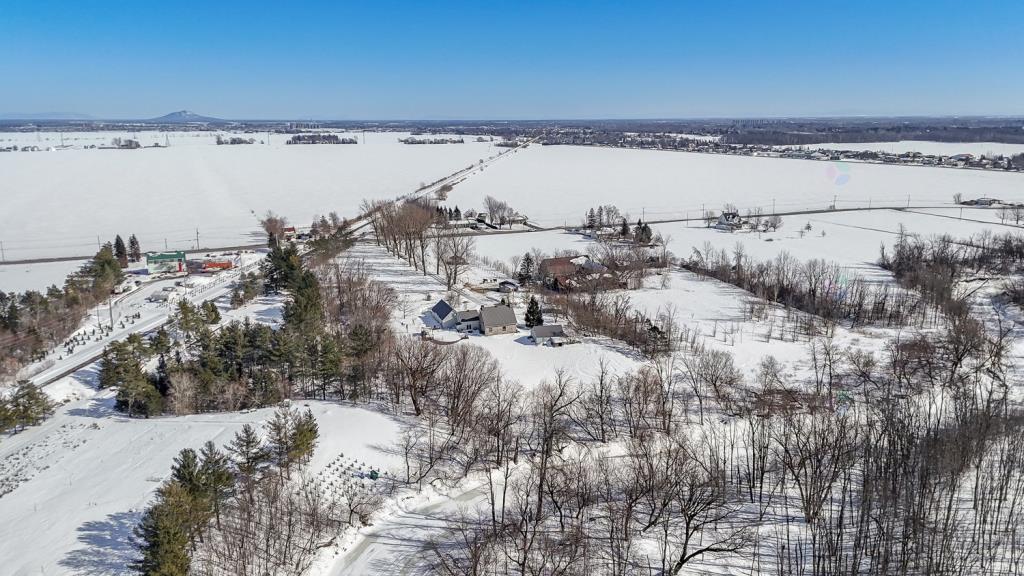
[{"left": 1, "top": 0, "right": 1022, "bottom": 119}]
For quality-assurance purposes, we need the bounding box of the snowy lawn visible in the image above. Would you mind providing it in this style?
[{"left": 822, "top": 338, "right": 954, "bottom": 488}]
[{"left": 0, "top": 365, "right": 405, "bottom": 576}]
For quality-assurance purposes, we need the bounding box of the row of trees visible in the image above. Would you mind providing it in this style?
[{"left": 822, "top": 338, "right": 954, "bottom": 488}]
[
  {"left": 133, "top": 406, "right": 323, "bottom": 575},
  {"left": 687, "top": 245, "right": 924, "bottom": 329},
  {"left": 1, "top": 243, "right": 124, "bottom": 383}
]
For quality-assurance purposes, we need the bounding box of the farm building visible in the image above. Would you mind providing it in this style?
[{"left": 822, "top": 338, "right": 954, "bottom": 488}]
[
  {"left": 145, "top": 251, "right": 187, "bottom": 275},
  {"left": 430, "top": 300, "right": 457, "bottom": 328},
  {"left": 530, "top": 324, "right": 569, "bottom": 346},
  {"left": 480, "top": 304, "right": 518, "bottom": 336}
]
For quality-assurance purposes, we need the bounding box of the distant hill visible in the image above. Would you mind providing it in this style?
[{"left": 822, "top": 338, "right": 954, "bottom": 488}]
[{"left": 148, "top": 110, "right": 224, "bottom": 123}]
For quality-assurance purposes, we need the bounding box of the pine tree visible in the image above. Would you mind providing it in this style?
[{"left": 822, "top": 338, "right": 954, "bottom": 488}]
[
  {"left": 128, "top": 234, "right": 142, "bottom": 262},
  {"left": 620, "top": 218, "right": 630, "bottom": 237},
  {"left": 198, "top": 441, "right": 233, "bottom": 528},
  {"left": 587, "top": 208, "right": 597, "bottom": 228},
  {"left": 266, "top": 406, "right": 296, "bottom": 475},
  {"left": 525, "top": 296, "right": 544, "bottom": 328},
  {"left": 155, "top": 354, "right": 170, "bottom": 396},
  {"left": 290, "top": 409, "right": 319, "bottom": 465},
  {"left": 114, "top": 235, "right": 128, "bottom": 268},
  {"left": 201, "top": 300, "right": 221, "bottom": 324},
  {"left": 228, "top": 423, "right": 268, "bottom": 480},
  {"left": 453, "top": 206, "right": 462, "bottom": 220},
  {"left": 518, "top": 252, "right": 535, "bottom": 284},
  {"left": 5, "top": 300, "right": 19, "bottom": 333},
  {"left": 10, "top": 381, "right": 55, "bottom": 431},
  {"left": 131, "top": 482, "right": 193, "bottom": 576}
]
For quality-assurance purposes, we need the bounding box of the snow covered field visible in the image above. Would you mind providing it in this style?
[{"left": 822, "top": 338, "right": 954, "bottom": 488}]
[
  {"left": 0, "top": 131, "right": 497, "bottom": 260},
  {"left": 0, "top": 259, "right": 87, "bottom": 293},
  {"left": 808, "top": 140, "right": 1024, "bottom": 157},
  {"left": 446, "top": 144, "right": 1024, "bottom": 227},
  {"left": 470, "top": 208, "right": 1017, "bottom": 285},
  {"left": 0, "top": 375, "right": 404, "bottom": 575}
]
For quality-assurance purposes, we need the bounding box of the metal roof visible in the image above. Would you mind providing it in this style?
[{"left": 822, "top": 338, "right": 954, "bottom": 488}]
[{"left": 480, "top": 305, "right": 517, "bottom": 328}]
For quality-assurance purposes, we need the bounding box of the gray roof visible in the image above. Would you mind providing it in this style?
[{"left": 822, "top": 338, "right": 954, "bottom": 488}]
[
  {"left": 456, "top": 309, "right": 480, "bottom": 322},
  {"left": 480, "top": 305, "right": 517, "bottom": 328},
  {"left": 530, "top": 324, "right": 565, "bottom": 338},
  {"left": 431, "top": 300, "right": 454, "bottom": 319}
]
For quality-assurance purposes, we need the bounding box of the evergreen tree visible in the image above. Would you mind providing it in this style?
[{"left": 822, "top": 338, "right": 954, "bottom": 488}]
[
  {"left": 128, "top": 234, "right": 142, "bottom": 262},
  {"left": 525, "top": 296, "right": 544, "bottom": 328},
  {"left": 5, "top": 300, "right": 19, "bottom": 333},
  {"left": 518, "top": 252, "right": 535, "bottom": 284},
  {"left": 115, "top": 375, "right": 163, "bottom": 417},
  {"left": 587, "top": 208, "right": 597, "bottom": 228},
  {"left": 453, "top": 206, "right": 462, "bottom": 220},
  {"left": 620, "top": 218, "right": 630, "bottom": 237},
  {"left": 290, "top": 409, "right": 319, "bottom": 465},
  {"left": 266, "top": 406, "right": 296, "bottom": 476},
  {"left": 114, "top": 235, "right": 128, "bottom": 268},
  {"left": 131, "top": 482, "right": 192, "bottom": 576},
  {"left": 228, "top": 423, "right": 268, "bottom": 480},
  {"left": 201, "top": 300, "right": 221, "bottom": 324},
  {"left": 9, "top": 381, "right": 55, "bottom": 431},
  {"left": 155, "top": 354, "right": 170, "bottom": 396},
  {"left": 198, "top": 441, "right": 233, "bottom": 528}
]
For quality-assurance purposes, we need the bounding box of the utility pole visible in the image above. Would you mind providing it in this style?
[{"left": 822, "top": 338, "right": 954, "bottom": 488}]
[
  {"left": 164, "top": 238, "right": 168, "bottom": 250},
  {"left": 0, "top": 240, "right": 5, "bottom": 262},
  {"left": 906, "top": 193, "right": 910, "bottom": 208},
  {"left": 196, "top": 228, "right": 200, "bottom": 251},
  {"left": 97, "top": 235, "right": 101, "bottom": 250}
]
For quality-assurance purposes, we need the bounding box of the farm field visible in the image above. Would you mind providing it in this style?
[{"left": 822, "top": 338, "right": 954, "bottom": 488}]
[
  {"left": 0, "top": 258, "right": 87, "bottom": 294},
  {"left": 446, "top": 143, "right": 1024, "bottom": 227},
  {"left": 0, "top": 131, "right": 498, "bottom": 260}
]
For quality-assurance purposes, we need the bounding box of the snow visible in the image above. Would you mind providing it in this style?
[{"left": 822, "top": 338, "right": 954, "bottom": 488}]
[
  {"left": 0, "top": 131, "right": 498, "bottom": 260},
  {"left": 468, "top": 208, "right": 1019, "bottom": 285},
  {"left": 446, "top": 144, "right": 1024, "bottom": 227},
  {"left": 0, "top": 375, "right": 404, "bottom": 575},
  {"left": 0, "top": 259, "right": 87, "bottom": 294},
  {"left": 808, "top": 140, "right": 1024, "bottom": 157}
]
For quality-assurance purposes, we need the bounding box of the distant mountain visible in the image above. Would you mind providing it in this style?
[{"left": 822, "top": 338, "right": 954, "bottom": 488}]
[
  {"left": 148, "top": 110, "right": 224, "bottom": 123},
  {"left": 0, "top": 112, "right": 93, "bottom": 120}
]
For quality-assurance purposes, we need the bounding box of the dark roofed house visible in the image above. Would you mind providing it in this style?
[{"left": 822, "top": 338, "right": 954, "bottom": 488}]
[
  {"left": 430, "top": 300, "right": 457, "bottom": 328},
  {"left": 479, "top": 305, "right": 518, "bottom": 336}
]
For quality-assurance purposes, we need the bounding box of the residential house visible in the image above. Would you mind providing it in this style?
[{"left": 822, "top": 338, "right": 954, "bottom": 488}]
[
  {"left": 479, "top": 305, "right": 518, "bottom": 336},
  {"left": 714, "top": 212, "right": 745, "bottom": 231},
  {"left": 430, "top": 300, "right": 457, "bottom": 328}
]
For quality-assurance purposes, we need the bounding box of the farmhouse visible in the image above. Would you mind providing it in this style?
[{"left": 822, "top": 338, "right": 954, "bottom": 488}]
[
  {"left": 479, "top": 305, "right": 518, "bottom": 336},
  {"left": 714, "top": 212, "right": 745, "bottom": 231}
]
